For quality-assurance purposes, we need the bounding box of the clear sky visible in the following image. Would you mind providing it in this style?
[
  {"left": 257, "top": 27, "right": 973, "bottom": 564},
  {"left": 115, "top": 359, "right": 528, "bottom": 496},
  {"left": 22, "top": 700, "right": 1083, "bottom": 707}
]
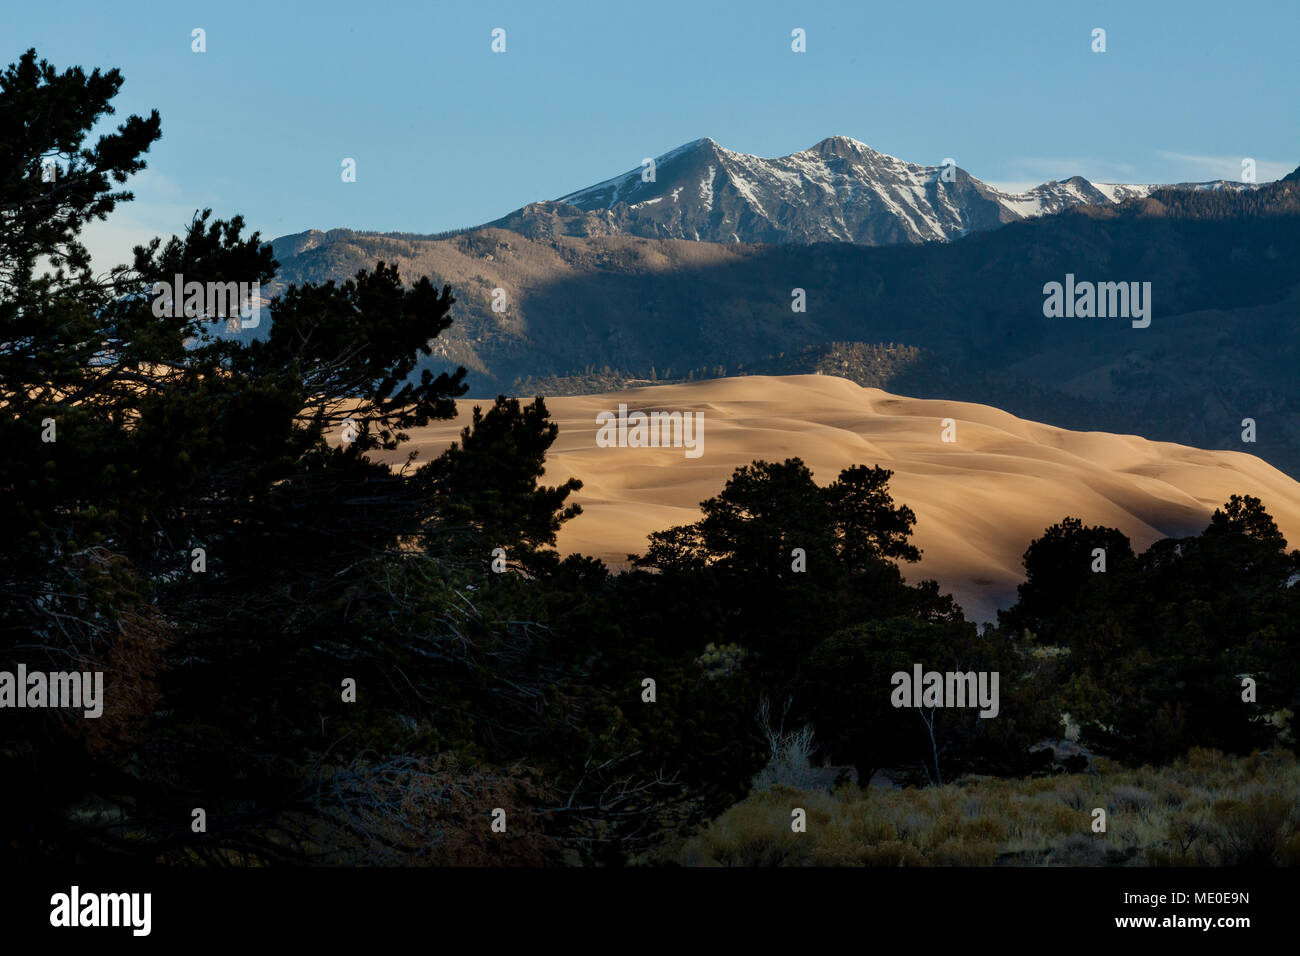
[{"left": 8, "top": 0, "right": 1298, "bottom": 269}]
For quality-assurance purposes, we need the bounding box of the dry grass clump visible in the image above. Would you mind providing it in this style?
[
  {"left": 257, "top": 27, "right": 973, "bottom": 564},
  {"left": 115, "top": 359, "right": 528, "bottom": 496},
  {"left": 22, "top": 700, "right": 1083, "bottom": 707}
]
[{"left": 676, "top": 748, "right": 1299, "bottom": 866}]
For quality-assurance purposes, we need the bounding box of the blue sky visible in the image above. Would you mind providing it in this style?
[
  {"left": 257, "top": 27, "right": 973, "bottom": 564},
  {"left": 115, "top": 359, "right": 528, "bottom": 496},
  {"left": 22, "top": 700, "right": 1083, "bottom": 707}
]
[{"left": 9, "top": 0, "right": 1298, "bottom": 269}]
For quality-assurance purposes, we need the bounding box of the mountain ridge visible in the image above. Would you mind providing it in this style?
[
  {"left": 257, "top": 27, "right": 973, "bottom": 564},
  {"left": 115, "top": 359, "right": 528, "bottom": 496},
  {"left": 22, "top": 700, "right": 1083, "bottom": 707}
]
[
  {"left": 275, "top": 136, "right": 1273, "bottom": 251},
  {"left": 483, "top": 135, "right": 1245, "bottom": 245}
]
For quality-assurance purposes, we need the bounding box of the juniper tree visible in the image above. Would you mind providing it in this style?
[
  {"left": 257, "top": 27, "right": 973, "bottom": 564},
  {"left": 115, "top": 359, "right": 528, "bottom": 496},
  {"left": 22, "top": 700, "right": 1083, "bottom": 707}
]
[
  {"left": 420, "top": 395, "right": 582, "bottom": 572},
  {"left": 1005, "top": 499, "right": 1300, "bottom": 764},
  {"left": 635, "top": 457, "right": 953, "bottom": 679},
  {"left": 997, "top": 516, "right": 1137, "bottom": 643}
]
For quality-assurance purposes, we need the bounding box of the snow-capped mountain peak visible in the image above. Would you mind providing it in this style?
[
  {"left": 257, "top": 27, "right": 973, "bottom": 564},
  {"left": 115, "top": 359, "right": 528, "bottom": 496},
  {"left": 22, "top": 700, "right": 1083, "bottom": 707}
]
[{"left": 488, "top": 137, "right": 1235, "bottom": 245}]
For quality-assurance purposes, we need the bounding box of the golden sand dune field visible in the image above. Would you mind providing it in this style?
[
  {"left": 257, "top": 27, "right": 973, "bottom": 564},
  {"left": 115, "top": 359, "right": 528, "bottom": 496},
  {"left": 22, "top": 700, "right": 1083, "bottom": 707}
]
[{"left": 380, "top": 374, "right": 1300, "bottom": 623}]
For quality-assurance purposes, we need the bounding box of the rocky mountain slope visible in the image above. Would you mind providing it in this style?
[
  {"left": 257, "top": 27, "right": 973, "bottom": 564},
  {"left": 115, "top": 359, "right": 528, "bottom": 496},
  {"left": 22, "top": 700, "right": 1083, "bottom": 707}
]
[{"left": 484, "top": 136, "right": 1230, "bottom": 245}]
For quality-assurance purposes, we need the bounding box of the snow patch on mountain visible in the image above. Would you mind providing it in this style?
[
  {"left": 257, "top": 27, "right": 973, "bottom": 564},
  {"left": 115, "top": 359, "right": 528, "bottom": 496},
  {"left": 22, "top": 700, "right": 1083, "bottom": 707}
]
[{"left": 699, "top": 164, "right": 717, "bottom": 211}]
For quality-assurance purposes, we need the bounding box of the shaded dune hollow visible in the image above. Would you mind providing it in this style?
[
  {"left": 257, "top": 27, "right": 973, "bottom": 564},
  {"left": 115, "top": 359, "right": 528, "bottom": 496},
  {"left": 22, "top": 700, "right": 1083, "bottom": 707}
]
[{"left": 384, "top": 374, "right": 1300, "bottom": 624}]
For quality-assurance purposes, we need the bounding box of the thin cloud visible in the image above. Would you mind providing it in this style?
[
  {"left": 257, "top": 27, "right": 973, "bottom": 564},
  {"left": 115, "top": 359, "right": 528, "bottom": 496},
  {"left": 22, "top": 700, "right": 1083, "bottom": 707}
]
[
  {"left": 1002, "top": 157, "right": 1143, "bottom": 185},
  {"left": 78, "top": 169, "right": 267, "bottom": 273},
  {"left": 1156, "top": 151, "right": 1291, "bottom": 184}
]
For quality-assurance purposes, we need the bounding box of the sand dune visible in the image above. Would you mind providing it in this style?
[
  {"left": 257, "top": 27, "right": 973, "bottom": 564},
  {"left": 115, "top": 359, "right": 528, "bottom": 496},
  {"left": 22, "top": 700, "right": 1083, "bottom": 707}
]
[{"left": 384, "top": 374, "right": 1300, "bottom": 624}]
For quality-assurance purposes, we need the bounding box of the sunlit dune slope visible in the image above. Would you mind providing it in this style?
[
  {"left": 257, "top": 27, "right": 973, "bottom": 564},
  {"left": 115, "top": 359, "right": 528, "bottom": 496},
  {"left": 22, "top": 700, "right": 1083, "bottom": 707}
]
[{"left": 378, "top": 374, "right": 1300, "bottom": 624}]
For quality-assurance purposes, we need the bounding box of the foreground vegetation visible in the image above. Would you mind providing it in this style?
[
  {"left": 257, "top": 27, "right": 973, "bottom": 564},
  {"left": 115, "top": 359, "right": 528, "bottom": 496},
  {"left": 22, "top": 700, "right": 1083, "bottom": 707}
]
[{"left": 676, "top": 749, "right": 1300, "bottom": 867}]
